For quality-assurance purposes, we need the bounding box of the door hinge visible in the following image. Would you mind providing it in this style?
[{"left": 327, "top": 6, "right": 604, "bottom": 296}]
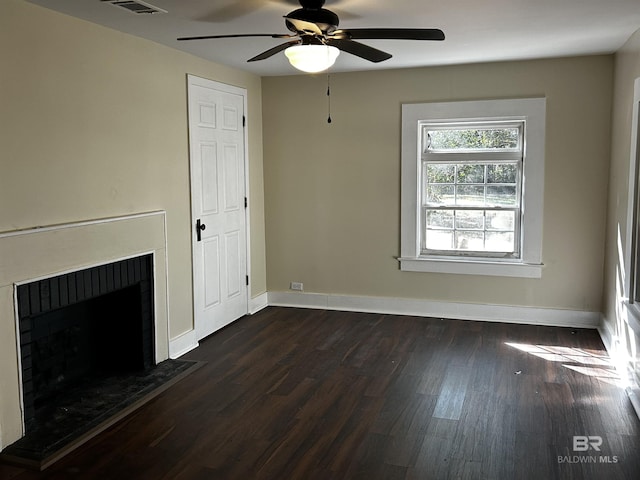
[
  {"left": 244, "top": 197, "right": 248, "bottom": 209},
  {"left": 243, "top": 115, "right": 246, "bottom": 127},
  {"left": 246, "top": 275, "right": 249, "bottom": 286}
]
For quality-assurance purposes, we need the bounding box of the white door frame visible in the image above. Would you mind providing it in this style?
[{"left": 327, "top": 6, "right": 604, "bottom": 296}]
[{"left": 187, "top": 74, "right": 251, "bottom": 337}]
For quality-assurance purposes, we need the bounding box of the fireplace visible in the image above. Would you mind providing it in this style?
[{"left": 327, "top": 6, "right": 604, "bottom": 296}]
[
  {"left": 16, "top": 255, "right": 155, "bottom": 431},
  {"left": 0, "top": 212, "right": 170, "bottom": 451}
]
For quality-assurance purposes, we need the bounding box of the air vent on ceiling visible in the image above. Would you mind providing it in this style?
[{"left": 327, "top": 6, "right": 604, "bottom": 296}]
[{"left": 102, "top": 0, "right": 167, "bottom": 15}]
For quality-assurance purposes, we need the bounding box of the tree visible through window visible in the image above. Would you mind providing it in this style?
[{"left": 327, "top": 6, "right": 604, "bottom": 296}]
[
  {"left": 400, "top": 98, "right": 545, "bottom": 277},
  {"left": 421, "top": 123, "right": 523, "bottom": 257}
]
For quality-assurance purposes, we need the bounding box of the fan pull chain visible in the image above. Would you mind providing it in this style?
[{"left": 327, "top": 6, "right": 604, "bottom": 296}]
[{"left": 327, "top": 73, "right": 332, "bottom": 124}]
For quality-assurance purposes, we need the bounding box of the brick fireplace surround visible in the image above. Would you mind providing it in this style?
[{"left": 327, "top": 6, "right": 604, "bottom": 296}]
[{"left": 0, "top": 212, "right": 170, "bottom": 451}]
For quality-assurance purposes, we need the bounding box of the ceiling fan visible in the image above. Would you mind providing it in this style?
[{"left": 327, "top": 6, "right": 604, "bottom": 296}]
[{"left": 177, "top": 0, "right": 445, "bottom": 72}]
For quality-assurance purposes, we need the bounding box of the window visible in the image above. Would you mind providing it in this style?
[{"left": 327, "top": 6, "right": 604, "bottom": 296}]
[
  {"left": 627, "top": 78, "right": 640, "bottom": 307},
  {"left": 400, "top": 98, "right": 546, "bottom": 278},
  {"left": 630, "top": 99, "right": 640, "bottom": 304},
  {"left": 622, "top": 77, "right": 640, "bottom": 387},
  {"left": 422, "top": 122, "right": 523, "bottom": 257}
]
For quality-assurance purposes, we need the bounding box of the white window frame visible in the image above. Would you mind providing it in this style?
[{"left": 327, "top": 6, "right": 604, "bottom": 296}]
[
  {"left": 624, "top": 78, "right": 640, "bottom": 321},
  {"left": 621, "top": 77, "right": 640, "bottom": 389},
  {"left": 400, "top": 98, "right": 546, "bottom": 278}
]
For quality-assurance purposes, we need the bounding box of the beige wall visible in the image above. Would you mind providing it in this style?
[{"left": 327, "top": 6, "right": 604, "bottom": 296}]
[
  {"left": 602, "top": 28, "right": 640, "bottom": 382},
  {"left": 1, "top": 0, "right": 267, "bottom": 340},
  {"left": 263, "top": 56, "right": 613, "bottom": 312},
  {"left": 1, "top": 0, "right": 267, "bottom": 448}
]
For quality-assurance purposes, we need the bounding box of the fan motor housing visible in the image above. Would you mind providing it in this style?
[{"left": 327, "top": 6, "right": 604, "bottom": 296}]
[
  {"left": 285, "top": 8, "right": 339, "bottom": 34},
  {"left": 299, "top": 0, "right": 326, "bottom": 8}
]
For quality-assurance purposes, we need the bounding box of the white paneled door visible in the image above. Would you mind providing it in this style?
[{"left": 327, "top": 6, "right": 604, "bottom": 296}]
[{"left": 188, "top": 75, "right": 248, "bottom": 340}]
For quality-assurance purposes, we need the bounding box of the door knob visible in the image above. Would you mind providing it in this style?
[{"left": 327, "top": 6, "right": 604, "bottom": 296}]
[{"left": 196, "top": 219, "right": 206, "bottom": 241}]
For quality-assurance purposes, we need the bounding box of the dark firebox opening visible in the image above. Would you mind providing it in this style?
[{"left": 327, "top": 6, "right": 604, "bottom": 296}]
[
  {"left": 17, "top": 255, "right": 155, "bottom": 432},
  {"left": 29, "top": 285, "right": 144, "bottom": 407}
]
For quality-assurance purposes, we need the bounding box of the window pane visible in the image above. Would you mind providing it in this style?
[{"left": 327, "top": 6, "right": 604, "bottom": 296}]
[
  {"left": 425, "top": 209, "right": 518, "bottom": 254},
  {"left": 420, "top": 121, "right": 524, "bottom": 257},
  {"left": 456, "top": 185, "right": 485, "bottom": 206},
  {"left": 487, "top": 164, "right": 517, "bottom": 183},
  {"left": 427, "top": 185, "right": 454, "bottom": 205},
  {"left": 427, "top": 127, "right": 520, "bottom": 151},
  {"left": 427, "top": 209, "right": 454, "bottom": 229},
  {"left": 457, "top": 164, "right": 485, "bottom": 183},
  {"left": 487, "top": 185, "right": 517, "bottom": 206},
  {"left": 486, "top": 232, "right": 515, "bottom": 252},
  {"left": 427, "top": 164, "right": 455, "bottom": 183},
  {"left": 486, "top": 210, "right": 515, "bottom": 230},
  {"left": 425, "top": 230, "right": 453, "bottom": 250},
  {"left": 455, "top": 210, "right": 484, "bottom": 229},
  {"left": 455, "top": 231, "right": 484, "bottom": 250}
]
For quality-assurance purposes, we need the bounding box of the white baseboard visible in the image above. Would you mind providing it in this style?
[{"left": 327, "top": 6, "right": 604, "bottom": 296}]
[
  {"left": 598, "top": 314, "right": 640, "bottom": 421},
  {"left": 169, "top": 329, "right": 199, "bottom": 359},
  {"left": 169, "top": 292, "right": 599, "bottom": 358},
  {"left": 267, "top": 291, "right": 600, "bottom": 329},
  {"left": 168, "top": 293, "right": 266, "bottom": 359},
  {"left": 627, "top": 386, "right": 640, "bottom": 421},
  {"left": 249, "top": 292, "right": 269, "bottom": 314},
  {"left": 597, "top": 315, "right": 615, "bottom": 352}
]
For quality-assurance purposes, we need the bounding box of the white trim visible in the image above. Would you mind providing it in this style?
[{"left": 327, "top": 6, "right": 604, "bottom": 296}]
[
  {"left": 187, "top": 75, "right": 247, "bottom": 97},
  {"left": 609, "top": 76, "right": 640, "bottom": 421},
  {"left": 598, "top": 315, "right": 615, "bottom": 353},
  {"left": 186, "top": 75, "right": 251, "bottom": 339},
  {"left": 268, "top": 291, "right": 599, "bottom": 328},
  {"left": 242, "top": 86, "right": 252, "bottom": 312},
  {"left": 624, "top": 300, "right": 640, "bottom": 334},
  {"left": 0, "top": 212, "right": 171, "bottom": 448},
  {"left": 598, "top": 316, "right": 640, "bottom": 420},
  {"left": 12, "top": 287, "right": 25, "bottom": 441},
  {"left": 398, "top": 256, "right": 543, "bottom": 278},
  {"left": 627, "top": 386, "right": 640, "bottom": 421},
  {"left": 249, "top": 292, "right": 269, "bottom": 314},
  {"left": 169, "top": 330, "right": 199, "bottom": 359},
  {"left": 623, "top": 77, "right": 640, "bottom": 305},
  {"left": 400, "top": 98, "right": 546, "bottom": 277},
  {"left": 168, "top": 293, "right": 266, "bottom": 359},
  {"left": 0, "top": 210, "right": 166, "bottom": 239},
  {"left": 159, "top": 212, "right": 172, "bottom": 368}
]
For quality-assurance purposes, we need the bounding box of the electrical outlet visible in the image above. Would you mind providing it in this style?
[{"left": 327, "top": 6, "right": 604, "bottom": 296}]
[{"left": 290, "top": 281, "right": 304, "bottom": 291}]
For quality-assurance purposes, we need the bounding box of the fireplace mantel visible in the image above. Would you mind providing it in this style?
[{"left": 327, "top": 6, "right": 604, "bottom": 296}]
[{"left": 0, "top": 212, "right": 170, "bottom": 450}]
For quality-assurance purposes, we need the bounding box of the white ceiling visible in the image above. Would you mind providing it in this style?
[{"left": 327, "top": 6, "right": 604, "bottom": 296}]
[{"left": 26, "top": 0, "right": 640, "bottom": 76}]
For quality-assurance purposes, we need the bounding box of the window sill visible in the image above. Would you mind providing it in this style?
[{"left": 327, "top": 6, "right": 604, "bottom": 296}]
[{"left": 398, "top": 256, "right": 543, "bottom": 278}]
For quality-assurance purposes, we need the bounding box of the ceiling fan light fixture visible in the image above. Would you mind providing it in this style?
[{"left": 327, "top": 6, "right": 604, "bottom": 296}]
[{"left": 284, "top": 44, "right": 340, "bottom": 73}]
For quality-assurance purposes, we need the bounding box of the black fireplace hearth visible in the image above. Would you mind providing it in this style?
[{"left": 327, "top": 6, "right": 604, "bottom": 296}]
[{"left": 0, "top": 357, "right": 200, "bottom": 470}]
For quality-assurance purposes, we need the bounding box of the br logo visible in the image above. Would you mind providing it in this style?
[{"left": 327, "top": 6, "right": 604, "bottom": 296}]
[{"left": 573, "top": 436, "right": 603, "bottom": 452}]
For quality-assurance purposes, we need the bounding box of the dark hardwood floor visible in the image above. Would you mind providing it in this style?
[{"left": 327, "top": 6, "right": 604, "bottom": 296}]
[{"left": 2, "top": 307, "right": 639, "bottom": 479}]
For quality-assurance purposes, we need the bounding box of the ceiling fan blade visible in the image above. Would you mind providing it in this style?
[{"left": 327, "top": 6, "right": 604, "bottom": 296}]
[
  {"left": 284, "top": 16, "right": 324, "bottom": 35},
  {"left": 248, "top": 40, "right": 301, "bottom": 62},
  {"left": 326, "top": 38, "right": 392, "bottom": 63},
  {"left": 331, "top": 28, "right": 445, "bottom": 41},
  {"left": 177, "top": 33, "right": 294, "bottom": 41}
]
